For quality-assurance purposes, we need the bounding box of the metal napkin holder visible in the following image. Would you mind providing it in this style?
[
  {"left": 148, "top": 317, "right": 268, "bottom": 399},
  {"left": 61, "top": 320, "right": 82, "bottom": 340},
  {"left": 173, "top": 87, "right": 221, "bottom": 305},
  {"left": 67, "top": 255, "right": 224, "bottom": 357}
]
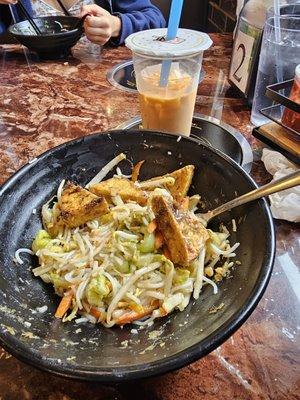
[{"left": 260, "top": 79, "right": 300, "bottom": 136}]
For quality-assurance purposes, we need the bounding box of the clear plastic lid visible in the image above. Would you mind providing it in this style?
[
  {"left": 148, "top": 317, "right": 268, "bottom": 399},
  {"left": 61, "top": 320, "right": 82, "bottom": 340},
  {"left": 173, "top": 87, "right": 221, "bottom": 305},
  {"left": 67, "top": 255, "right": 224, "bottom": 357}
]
[{"left": 125, "top": 28, "right": 213, "bottom": 58}]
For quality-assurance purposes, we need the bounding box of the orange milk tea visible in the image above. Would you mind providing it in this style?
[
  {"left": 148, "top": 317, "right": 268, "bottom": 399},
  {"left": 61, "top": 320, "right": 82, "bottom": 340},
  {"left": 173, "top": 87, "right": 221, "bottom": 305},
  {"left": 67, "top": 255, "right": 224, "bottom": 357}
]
[{"left": 138, "top": 66, "right": 197, "bottom": 136}]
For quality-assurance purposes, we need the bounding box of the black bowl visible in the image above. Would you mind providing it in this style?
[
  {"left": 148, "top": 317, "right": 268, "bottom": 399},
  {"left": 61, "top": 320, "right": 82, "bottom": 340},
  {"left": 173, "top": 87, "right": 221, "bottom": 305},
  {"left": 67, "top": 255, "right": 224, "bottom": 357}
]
[
  {"left": 8, "top": 16, "right": 82, "bottom": 60},
  {"left": 0, "top": 130, "right": 275, "bottom": 382}
]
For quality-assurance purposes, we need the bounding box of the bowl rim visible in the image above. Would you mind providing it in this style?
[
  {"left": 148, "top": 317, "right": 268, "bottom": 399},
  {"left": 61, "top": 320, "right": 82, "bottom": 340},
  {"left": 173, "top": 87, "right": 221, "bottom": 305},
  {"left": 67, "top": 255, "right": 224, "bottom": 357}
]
[
  {"left": 0, "top": 129, "right": 276, "bottom": 382},
  {"left": 8, "top": 16, "right": 80, "bottom": 38}
]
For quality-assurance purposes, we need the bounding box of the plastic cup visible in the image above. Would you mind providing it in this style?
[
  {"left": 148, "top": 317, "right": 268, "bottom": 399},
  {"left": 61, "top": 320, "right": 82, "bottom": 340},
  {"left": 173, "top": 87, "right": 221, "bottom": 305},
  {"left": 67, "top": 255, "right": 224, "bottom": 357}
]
[
  {"left": 251, "top": 15, "right": 300, "bottom": 126},
  {"left": 125, "top": 28, "right": 212, "bottom": 136}
]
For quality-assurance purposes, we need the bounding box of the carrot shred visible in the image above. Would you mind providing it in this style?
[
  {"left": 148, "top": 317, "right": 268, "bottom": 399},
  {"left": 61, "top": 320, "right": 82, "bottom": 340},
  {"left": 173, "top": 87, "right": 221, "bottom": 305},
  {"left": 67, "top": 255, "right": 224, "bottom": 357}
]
[
  {"left": 131, "top": 160, "right": 145, "bottom": 182},
  {"left": 55, "top": 294, "right": 73, "bottom": 319},
  {"left": 150, "top": 299, "right": 160, "bottom": 308},
  {"left": 159, "top": 307, "right": 168, "bottom": 317},
  {"left": 116, "top": 304, "right": 157, "bottom": 325},
  {"left": 147, "top": 219, "right": 157, "bottom": 233},
  {"left": 82, "top": 300, "right": 90, "bottom": 312},
  {"left": 154, "top": 230, "right": 164, "bottom": 249},
  {"left": 90, "top": 307, "right": 102, "bottom": 320}
]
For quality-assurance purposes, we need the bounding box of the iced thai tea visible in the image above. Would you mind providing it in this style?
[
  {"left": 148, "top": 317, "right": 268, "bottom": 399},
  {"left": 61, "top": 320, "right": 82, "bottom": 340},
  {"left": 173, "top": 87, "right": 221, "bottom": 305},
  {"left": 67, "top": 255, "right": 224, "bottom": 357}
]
[
  {"left": 138, "top": 67, "right": 197, "bottom": 136},
  {"left": 125, "top": 28, "right": 213, "bottom": 136}
]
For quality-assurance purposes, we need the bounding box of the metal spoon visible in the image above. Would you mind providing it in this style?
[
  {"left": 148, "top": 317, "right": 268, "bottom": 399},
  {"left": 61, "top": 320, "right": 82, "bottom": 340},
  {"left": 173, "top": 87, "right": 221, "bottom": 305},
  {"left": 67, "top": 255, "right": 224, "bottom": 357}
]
[{"left": 197, "top": 170, "right": 300, "bottom": 225}]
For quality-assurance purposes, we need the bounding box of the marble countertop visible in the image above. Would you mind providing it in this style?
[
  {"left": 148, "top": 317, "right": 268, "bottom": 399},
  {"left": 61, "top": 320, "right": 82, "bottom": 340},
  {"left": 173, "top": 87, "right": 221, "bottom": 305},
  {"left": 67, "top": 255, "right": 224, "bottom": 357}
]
[{"left": 0, "top": 34, "right": 299, "bottom": 400}]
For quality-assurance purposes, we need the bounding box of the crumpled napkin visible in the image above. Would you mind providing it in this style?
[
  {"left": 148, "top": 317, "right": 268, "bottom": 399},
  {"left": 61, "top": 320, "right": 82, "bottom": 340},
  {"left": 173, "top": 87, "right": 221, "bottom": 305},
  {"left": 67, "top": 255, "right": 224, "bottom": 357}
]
[{"left": 261, "top": 149, "right": 300, "bottom": 223}]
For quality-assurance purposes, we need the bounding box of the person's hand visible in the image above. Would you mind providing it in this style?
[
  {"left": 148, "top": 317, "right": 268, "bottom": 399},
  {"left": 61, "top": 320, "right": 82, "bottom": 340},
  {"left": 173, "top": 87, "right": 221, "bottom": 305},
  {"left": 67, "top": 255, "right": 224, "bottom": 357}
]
[
  {"left": 0, "top": 0, "right": 18, "bottom": 4},
  {"left": 81, "top": 4, "right": 121, "bottom": 45}
]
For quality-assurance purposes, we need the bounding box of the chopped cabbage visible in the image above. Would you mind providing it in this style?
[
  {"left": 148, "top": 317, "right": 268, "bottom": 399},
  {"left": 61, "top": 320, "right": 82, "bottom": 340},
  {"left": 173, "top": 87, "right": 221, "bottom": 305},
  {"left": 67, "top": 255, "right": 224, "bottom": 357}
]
[
  {"left": 135, "top": 253, "right": 165, "bottom": 268},
  {"left": 115, "top": 260, "right": 130, "bottom": 273},
  {"left": 139, "top": 233, "right": 155, "bottom": 253},
  {"left": 46, "top": 244, "right": 64, "bottom": 253},
  {"left": 50, "top": 272, "right": 70, "bottom": 291},
  {"left": 32, "top": 230, "right": 52, "bottom": 253},
  {"left": 159, "top": 256, "right": 174, "bottom": 274},
  {"left": 173, "top": 269, "right": 190, "bottom": 285},
  {"left": 32, "top": 230, "right": 65, "bottom": 254},
  {"left": 63, "top": 241, "right": 77, "bottom": 252},
  {"left": 86, "top": 275, "right": 110, "bottom": 307}
]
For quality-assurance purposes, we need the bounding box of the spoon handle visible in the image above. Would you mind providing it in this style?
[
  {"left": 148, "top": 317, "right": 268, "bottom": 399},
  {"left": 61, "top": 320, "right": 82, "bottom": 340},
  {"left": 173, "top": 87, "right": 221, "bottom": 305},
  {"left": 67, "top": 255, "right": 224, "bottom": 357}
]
[{"left": 209, "top": 170, "right": 300, "bottom": 220}]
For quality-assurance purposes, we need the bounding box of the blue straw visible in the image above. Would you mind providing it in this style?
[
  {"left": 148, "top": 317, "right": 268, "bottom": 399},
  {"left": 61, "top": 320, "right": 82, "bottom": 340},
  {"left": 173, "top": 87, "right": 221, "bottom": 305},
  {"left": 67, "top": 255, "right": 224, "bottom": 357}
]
[
  {"left": 166, "top": 0, "right": 184, "bottom": 41},
  {"left": 159, "top": 0, "right": 184, "bottom": 87}
]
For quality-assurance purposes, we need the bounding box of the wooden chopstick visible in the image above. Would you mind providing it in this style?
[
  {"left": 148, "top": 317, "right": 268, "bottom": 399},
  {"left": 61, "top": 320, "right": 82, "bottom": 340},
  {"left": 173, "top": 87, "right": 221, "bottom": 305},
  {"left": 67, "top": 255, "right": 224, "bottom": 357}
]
[{"left": 17, "top": 1, "right": 42, "bottom": 35}]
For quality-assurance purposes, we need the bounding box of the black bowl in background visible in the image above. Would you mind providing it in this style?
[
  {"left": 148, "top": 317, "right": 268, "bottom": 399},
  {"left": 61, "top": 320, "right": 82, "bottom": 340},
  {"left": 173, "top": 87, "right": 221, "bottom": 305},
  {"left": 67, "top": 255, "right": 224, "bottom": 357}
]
[
  {"left": 0, "top": 130, "right": 275, "bottom": 382},
  {"left": 118, "top": 114, "right": 254, "bottom": 171},
  {"left": 8, "top": 16, "right": 82, "bottom": 60}
]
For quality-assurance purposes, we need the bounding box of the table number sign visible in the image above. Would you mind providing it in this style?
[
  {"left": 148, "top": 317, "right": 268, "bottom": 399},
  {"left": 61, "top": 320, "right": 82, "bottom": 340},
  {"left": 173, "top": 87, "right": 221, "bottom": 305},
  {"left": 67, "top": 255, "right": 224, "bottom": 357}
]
[{"left": 229, "top": 19, "right": 262, "bottom": 98}]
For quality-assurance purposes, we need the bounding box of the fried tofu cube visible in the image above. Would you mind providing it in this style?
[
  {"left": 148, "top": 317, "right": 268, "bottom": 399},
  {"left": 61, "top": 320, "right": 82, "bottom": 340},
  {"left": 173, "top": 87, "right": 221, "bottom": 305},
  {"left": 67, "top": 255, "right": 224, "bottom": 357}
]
[
  {"left": 167, "top": 165, "right": 194, "bottom": 198},
  {"left": 151, "top": 195, "right": 209, "bottom": 266},
  {"left": 89, "top": 178, "right": 147, "bottom": 205},
  {"left": 60, "top": 182, "right": 109, "bottom": 228},
  {"left": 142, "top": 165, "right": 194, "bottom": 198}
]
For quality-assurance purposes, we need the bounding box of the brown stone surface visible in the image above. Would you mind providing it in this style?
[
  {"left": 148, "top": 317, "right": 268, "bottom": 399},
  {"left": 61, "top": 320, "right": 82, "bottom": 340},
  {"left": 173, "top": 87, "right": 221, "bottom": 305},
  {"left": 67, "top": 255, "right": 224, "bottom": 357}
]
[{"left": 0, "top": 34, "right": 299, "bottom": 399}]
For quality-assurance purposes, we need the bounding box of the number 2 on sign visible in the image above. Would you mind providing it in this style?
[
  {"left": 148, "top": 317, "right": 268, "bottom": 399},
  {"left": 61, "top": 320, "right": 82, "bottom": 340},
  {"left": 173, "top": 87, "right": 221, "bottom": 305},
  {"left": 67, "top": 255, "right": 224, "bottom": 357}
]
[
  {"left": 229, "top": 30, "right": 255, "bottom": 93},
  {"left": 233, "top": 44, "right": 246, "bottom": 83}
]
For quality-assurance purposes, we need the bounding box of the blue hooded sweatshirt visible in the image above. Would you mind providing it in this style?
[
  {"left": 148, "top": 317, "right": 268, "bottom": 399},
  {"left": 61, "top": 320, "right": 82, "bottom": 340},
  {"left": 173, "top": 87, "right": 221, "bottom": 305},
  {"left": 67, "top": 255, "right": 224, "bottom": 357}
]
[{"left": 0, "top": 0, "right": 165, "bottom": 43}]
